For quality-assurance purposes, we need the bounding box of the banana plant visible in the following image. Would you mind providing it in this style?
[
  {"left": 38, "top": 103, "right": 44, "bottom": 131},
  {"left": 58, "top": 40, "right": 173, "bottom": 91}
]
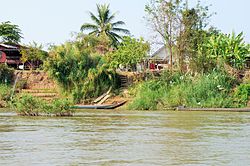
[{"left": 205, "top": 31, "right": 250, "bottom": 69}]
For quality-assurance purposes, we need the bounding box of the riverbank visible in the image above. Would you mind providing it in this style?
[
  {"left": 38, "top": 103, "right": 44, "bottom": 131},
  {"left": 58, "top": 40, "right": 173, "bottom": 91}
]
[
  {"left": 1, "top": 68, "right": 250, "bottom": 115},
  {"left": 1, "top": 107, "right": 250, "bottom": 119}
]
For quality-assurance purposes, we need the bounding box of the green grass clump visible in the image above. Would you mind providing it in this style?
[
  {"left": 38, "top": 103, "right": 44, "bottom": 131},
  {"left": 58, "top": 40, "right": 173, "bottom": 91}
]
[
  {"left": 127, "top": 80, "right": 167, "bottom": 110},
  {"left": 41, "top": 98, "right": 73, "bottom": 116},
  {"left": 0, "top": 84, "right": 12, "bottom": 107},
  {"left": 0, "top": 84, "right": 12, "bottom": 101},
  {"left": 233, "top": 83, "right": 250, "bottom": 107},
  {"left": 13, "top": 94, "right": 73, "bottom": 116},
  {"left": 0, "top": 64, "right": 14, "bottom": 84},
  {"left": 13, "top": 94, "right": 41, "bottom": 116}
]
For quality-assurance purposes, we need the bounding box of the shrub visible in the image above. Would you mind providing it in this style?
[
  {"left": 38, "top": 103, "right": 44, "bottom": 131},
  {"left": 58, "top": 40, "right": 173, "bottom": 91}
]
[
  {"left": 186, "top": 70, "right": 236, "bottom": 107},
  {"left": 42, "top": 98, "right": 73, "bottom": 116},
  {"left": 45, "top": 42, "right": 119, "bottom": 103},
  {"left": 0, "top": 64, "right": 14, "bottom": 84},
  {"left": 233, "top": 83, "right": 250, "bottom": 107},
  {"left": 13, "top": 94, "right": 41, "bottom": 116},
  {"left": 0, "top": 84, "right": 12, "bottom": 107},
  {"left": 127, "top": 80, "right": 167, "bottom": 110},
  {"left": 13, "top": 94, "right": 74, "bottom": 116},
  {"left": 0, "top": 84, "right": 12, "bottom": 101}
]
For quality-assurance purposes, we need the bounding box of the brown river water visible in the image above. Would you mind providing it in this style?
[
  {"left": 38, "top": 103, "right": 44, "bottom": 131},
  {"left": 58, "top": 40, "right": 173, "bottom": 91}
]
[{"left": 0, "top": 109, "right": 250, "bottom": 166}]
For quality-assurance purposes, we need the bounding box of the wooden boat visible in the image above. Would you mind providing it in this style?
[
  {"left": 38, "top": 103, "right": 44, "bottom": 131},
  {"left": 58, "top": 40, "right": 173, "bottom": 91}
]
[
  {"left": 72, "top": 101, "right": 127, "bottom": 110},
  {"left": 176, "top": 107, "right": 250, "bottom": 112}
]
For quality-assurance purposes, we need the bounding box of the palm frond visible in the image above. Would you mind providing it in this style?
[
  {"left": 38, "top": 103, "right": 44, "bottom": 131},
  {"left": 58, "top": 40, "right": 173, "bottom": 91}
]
[
  {"left": 108, "top": 32, "right": 125, "bottom": 42},
  {"left": 106, "top": 13, "right": 115, "bottom": 23},
  {"left": 81, "top": 23, "right": 99, "bottom": 31},
  {"left": 89, "top": 30, "right": 100, "bottom": 36},
  {"left": 89, "top": 12, "right": 101, "bottom": 26},
  {"left": 112, "top": 21, "right": 125, "bottom": 27},
  {"left": 97, "top": 4, "right": 109, "bottom": 23},
  {"left": 107, "top": 32, "right": 120, "bottom": 47},
  {"left": 103, "top": 5, "right": 112, "bottom": 23},
  {"left": 96, "top": 4, "right": 103, "bottom": 23},
  {"left": 112, "top": 28, "right": 130, "bottom": 35}
]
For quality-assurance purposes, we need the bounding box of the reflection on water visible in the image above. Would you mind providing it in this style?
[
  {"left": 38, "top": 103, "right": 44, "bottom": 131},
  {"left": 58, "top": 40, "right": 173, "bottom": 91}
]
[{"left": 0, "top": 110, "right": 249, "bottom": 166}]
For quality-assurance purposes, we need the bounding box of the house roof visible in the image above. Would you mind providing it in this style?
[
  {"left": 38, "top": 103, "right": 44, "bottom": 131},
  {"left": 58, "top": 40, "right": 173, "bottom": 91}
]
[
  {"left": 0, "top": 43, "right": 19, "bottom": 49},
  {"left": 148, "top": 46, "right": 169, "bottom": 60},
  {"left": 151, "top": 46, "right": 165, "bottom": 57}
]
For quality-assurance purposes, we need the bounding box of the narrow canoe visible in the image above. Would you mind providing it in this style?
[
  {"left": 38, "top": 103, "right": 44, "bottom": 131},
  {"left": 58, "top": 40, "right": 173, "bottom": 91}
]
[
  {"left": 72, "top": 101, "right": 127, "bottom": 109},
  {"left": 176, "top": 107, "right": 250, "bottom": 112}
]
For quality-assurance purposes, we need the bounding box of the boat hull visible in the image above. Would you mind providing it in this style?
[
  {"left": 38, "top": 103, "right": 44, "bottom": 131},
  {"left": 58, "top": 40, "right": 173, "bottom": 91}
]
[{"left": 72, "top": 101, "right": 126, "bottom": 109}]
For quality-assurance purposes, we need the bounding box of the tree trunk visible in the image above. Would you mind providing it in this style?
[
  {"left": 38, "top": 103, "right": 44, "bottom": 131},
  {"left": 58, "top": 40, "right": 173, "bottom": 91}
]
[{"left": 167, "top": 42, "right": 173, "bottom": 71}]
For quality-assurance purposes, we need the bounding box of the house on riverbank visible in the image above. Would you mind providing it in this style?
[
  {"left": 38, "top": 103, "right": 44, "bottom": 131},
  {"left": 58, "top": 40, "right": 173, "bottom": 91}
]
[
  {"left": 0, "top": 43, "right": 44, "bottom": 69},
  {"left": 0, "top": 43, "right": 23, "bottom": 68},
  {"left": 147, "top": 46, "right": 174, "bottom": 70},
  {"left": 148, "top": 46, "right": 250, "bottom": 71}
]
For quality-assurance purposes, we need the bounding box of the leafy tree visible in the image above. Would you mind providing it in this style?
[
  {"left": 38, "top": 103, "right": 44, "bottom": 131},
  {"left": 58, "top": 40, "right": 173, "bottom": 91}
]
[
  {"left": 80, "top": 4, "right": 130, "bottom": 47},
  {"left": 74, "top": 32, "right": 112, "bottom": 55},
  {"left": 145, "top": 0, "right": 185, "bottom": 69},
  {"left": 20, "top": 42, "right": 48, "bottom": 69},
  {"left": 106, "top": 36, "right": 150, "bottom": 70},
  {"left": 145, "top": 0, "right": 212, "bottom": 72},
  {"left": 0, "top": 21, "right": 22, "bottom": 43},
  {"left": 179, "top": 4, "right": 210, "bottom": 68}
]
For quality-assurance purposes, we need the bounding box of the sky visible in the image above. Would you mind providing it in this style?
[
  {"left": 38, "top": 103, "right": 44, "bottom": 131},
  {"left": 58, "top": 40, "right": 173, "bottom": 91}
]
[{"left": 0, "top": 0, "right": 250, "bottom": 48}]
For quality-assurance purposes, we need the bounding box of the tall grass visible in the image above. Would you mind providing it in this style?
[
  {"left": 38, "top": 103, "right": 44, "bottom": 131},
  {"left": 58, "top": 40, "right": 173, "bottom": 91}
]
[
  {"left": 127, "top": 80, "right": 167, "bottom": 110},
  {"left": 0, "top": 84, "right": 12, "bottom": 101},
  {"left": 0, "top": 84, "right": 12, "bottom": 107},
  {"left": 162, "top": 71, "right": 236, "bottom": 108},
  {"left": 233, "top": 83, "right": 250, "bottom": 107},
  {"left": 128, "top": 70, "right": 243, "bottom": 110}
]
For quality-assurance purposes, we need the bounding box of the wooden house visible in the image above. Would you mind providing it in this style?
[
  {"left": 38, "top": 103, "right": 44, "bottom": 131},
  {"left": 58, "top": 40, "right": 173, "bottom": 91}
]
[
  {"left": 0, "top": 43, "right": 23, "bottom": 68},
  {"left": 0, "top": 43, "right": 44, "bottom": 69}
]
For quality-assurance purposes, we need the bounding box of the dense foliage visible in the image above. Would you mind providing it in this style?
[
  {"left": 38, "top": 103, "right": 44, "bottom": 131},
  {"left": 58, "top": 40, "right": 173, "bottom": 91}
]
[
  {"left": 204, "top": 32, "right": 250, "bottom": 69},
  {"left": 145, "top": 0, "right": 212, "bottom": 71},
  {"left": 106, "top": 36, "right": 150, "bottom": 70},
  {"left": 74, "top": 33, "right": 112, "bottom": 55},
  {"left": 45, "top": 42, "right": 119, "bottom": 103},
  {"left": 127, "top": 70, "right": 249, "bottom": 110},
  {"left": 0, "top": 64, "right": 14, "bottom": 84},
  {"left": 20, "top": 42, "right": 48, "bottom": 69},
  {"left": 13, "top": 94, "right": 73, "bottom": 116},
  {"left": 0, "top": 84, "right": 12, "bottom": 107},
  {"left": 233, "top": 83, "right": 250, "bottom": 107}
]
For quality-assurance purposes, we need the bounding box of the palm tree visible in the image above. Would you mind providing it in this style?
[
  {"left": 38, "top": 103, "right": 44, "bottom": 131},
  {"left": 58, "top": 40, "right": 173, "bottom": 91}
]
[{"left": 80, "top": 4, "right": 130, "bottom": 47}]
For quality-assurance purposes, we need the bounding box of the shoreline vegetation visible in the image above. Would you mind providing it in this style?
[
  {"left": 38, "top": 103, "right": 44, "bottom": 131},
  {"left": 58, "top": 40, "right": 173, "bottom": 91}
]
[
  {"left": 127, "top": 69, "right": 250, "bottom": 111},
  {"left": 13, "top": 94, "right": 73, "bottom": 116},
  {"left": 0, "top": 66, "right": 249, "bottom": 115},
  {"left": 0, "top": 1, "right": 250, "bottom": 116}
]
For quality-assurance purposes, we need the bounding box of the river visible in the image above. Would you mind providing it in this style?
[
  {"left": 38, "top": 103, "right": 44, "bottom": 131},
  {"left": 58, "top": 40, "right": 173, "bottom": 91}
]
[{"left": 0, "top": 109, "right": 249, "bottom": 166}]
